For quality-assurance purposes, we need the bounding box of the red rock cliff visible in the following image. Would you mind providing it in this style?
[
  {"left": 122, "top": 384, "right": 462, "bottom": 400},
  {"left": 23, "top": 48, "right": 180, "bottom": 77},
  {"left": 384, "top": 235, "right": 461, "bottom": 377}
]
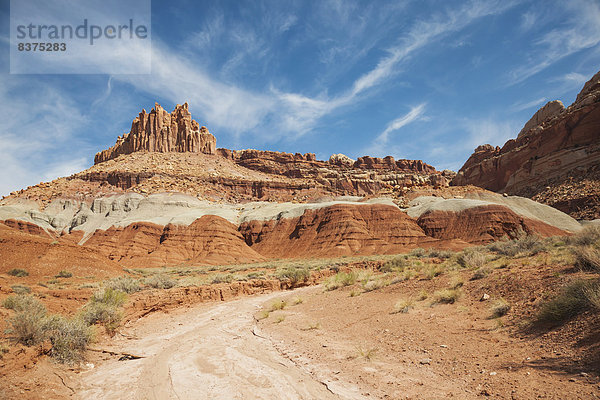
[
  {"left": 452, "top": 70, "right": 600, "bottom": 218},
  {"left": 94, "top": 103, "right": 216, "bottom": 164}
]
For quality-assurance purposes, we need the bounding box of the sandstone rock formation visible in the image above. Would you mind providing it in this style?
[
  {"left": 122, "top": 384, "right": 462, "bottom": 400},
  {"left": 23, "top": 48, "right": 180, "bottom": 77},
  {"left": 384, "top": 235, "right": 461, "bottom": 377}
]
[
  {"left": 94, "top": 103, "right": 216, "bottom": 164},
  {"left": 453, "top": 69, "right": 600, "bottom": 219}
]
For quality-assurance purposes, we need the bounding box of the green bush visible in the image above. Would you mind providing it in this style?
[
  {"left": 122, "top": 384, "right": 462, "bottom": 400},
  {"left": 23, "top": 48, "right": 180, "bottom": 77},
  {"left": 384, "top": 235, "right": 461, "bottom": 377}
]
[
  {"left": 145, "top": 274, "right": 176, "bottom": 289},
  {"left": 2, "top": 294, "right": 46, "bottom": 313},
  {"left": 7, "top": 268, "right": 28, "bottom": 277},
  {"left": 381, "top": 257, "right": 407, "bottom": 273},
  {"left": 90, "top": 288, "right": 127, "bottom": 307},
  {"left": 325, "top": 270, "right": 358, "bottom": 291}
]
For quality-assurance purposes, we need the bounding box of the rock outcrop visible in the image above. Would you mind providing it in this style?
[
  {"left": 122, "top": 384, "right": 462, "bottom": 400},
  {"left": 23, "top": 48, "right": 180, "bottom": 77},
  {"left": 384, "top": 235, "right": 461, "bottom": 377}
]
[
  {"left": 94, "top": 103, "right": 216, "bottom": 164},
  {"left": 453, "top": 69, "right": 600, "bottom": 219}
]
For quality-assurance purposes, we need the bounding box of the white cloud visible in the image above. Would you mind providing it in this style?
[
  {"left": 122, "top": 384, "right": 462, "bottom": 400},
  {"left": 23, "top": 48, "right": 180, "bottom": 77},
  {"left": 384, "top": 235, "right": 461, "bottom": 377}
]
[
  {"left": 363, "top": 104, "right": 426, "bottom": 157},
  {"left": 511, "top": 97, "right": 547, "bottom": 112},
  {"left": 507, "top": 0, "right": 600, "bottom": 85}
]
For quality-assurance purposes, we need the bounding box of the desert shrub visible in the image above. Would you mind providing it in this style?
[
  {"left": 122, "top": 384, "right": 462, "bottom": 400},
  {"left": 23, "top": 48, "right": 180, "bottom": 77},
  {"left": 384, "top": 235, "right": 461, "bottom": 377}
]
[
  {"left": 432, "top": 288, "right": 462, "bottom": 304},
  {"left": 7, "top": 268, "right": 28, "bottom": 277},
  {"left": 417, "top": 290, "right": 429, "bottom": 301},
  {"left": 79, "top": 302, "right": 123, "bottom": 333},
  {"left": 90, "top": 288, "right": 126, "bottom": 307},
  {"left": 573, "top": 245, "right": 600, "bottom": 272},
  {"left": 356, "top": 346, "right": 377, "bottom": 361},
  {"left": 11, "top": 284, "right": 31, "bottom": 294},
  {"left": 2, "top": 294, "right": 45, "bottom": 313},
  {"left": 426, "top": 249, "right": 453, "bottom": 259},
  {"left": 490, "top": 298, "right": 511, "bottom": 318},
  {"left": 4, "top": 296, "right": 48, "bottom": 346},
  {"left": 457, "top": 250, "right": 486, "bottom": 269},
  {"left": 246, "top": 271, "right": 265, "bottom": 280},
  {"left": 470, "top": 267, "right": 490, "bottom": 280},
  {"left": 392, "top": 298, "right": 414, "bottom": 314},
  {"left": 274, "top": 315, "right": 285, "bottom": 323},
  {"left": 362, "top": 278, "right": 389, "bottom": 292},
  {"left": 570, "top": 225, "right": 600, "bottom": 246},
  {"left": 145, "top": 274, "right": 176, "bottom": 289},
  {"left": 276, "top": 267, "right": 310, "bottom": 286},
  {"left": 409, "top": 248, "right": 426, "bottom": 258},
  {"left": 487, "top": 235, "right": 545, "bottom": 257},
  {"left": 292, "top": 297, "right": 304, "bottom": 305},
  {"left": 44, "top": 315, "right": 93, "bottom": 364},
  {"left": 535, "top": 280, "right": 595, "bottom": 324},
  {"left": 56, "top": 270, "right": 73, "bottom": 278},
  {"left": 381, "top": 257, "right": 408, "bottom": 272},
  {"left": 325, "top": 270, "right": 358, "bottom": 291},
  {"left": 584, "top": 284, "right": 600, "bottom": 310},
  {"left": 211, "top": 274, "right": 234, "bottom": 284},
  {"left": 448, "top": 274, "right": 464, "bottom": 289},
  {"left": 423, "top": 265, "right": 444, "bottom": 280},
  {"left": 104, "top": 276, "right": 141, "bottom": 294}
]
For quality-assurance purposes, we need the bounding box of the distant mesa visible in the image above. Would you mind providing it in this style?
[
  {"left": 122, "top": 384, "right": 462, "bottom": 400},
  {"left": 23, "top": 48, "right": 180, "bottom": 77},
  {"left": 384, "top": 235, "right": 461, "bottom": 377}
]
[{"left": 94, "top": 102, "right": 217, "bottom": 164}]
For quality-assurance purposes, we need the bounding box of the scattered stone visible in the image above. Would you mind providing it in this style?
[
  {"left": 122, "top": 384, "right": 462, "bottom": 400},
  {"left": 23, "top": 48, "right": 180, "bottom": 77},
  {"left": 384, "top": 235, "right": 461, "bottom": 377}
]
[
  {"left": 480, "top": 293, "right": 490, "bottom": 301},
  {"left": 419, "top": 358, "right": 432, "bottom": 365}
]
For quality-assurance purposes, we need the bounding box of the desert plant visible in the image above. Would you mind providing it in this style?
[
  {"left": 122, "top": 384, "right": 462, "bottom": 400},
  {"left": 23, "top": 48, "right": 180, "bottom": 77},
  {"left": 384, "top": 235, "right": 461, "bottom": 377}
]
[
  {"left": 426, "top": 249, "right": 454, "bottom": 259},
  {"left": 11, "top": 284, "right": 31, "bottom": 294},
  {"left": 90, "top": 288, "right": 126, "bottom": 307},
  {"left": 423, "top": 265, "right": 444, "bottom": 280},
  {"left": 270, "top": 299, "right": 287, "bottom": 311},
  {"left": 2, "top": 294, "right": 45, "bottom": 313},
  {"left": 302, "top": 321, "right": 321, "bottom": 330},
  {"left": 417, "top": 289, "right": 429, "bottom": 301},
  {"left": 4, "top": 296, "right": 48, "bottom": 346},
  {"left": 457, "top": 250, "right": 486, "bottom": 269},
  {"left": 432, "top": 288, "right": 462, "bottom": 304},
  {"left": 573, "top": 245, "right": 600, "bottom": 272},
  {"left": 274, "top": 315, "right": 285, "bottom": 324},
  {"left": 44, "top": 315, "right": 93, "bottom": 364},
  {"left": 0, "top": 343, "right": 8, "bottom": 359},
  {"left": 325, "top": 270, "right": 358, "bottom": 291},
  {"left": 79, "top": 302, "right": 123, "bottom": 333},
  {"left": 570, "top": 225, "right": 600, "bottom": 246},
  {"left": 104, "top": 276, "right": 141, "bottom": 294},
  {"left": 391, "top": 298, "right": 414, "bottom": 314},
  {"left": 356, "top": 346, "right": 377, "bottom": 361},
  {"left": 145, "top": 274, "right": 176, "bottom": 289},
  {"left": 535, "top": 280, "right": 594, "bottom": 324},
  {"left": 211, "top": 274, "right": 234, "bottom": 284},
  {"left": 409, "top": 248, "right": 426, "bottom": 258},
  {"left": 7, "top": 268, "right": 28, "bottom": 277},
  {"left": 470, "top": 267, "right": 490, "bottom": 280},
  {"left": 55, "top": 270, "right": 73, "bottom": 278},
  {"left": 256, "top": 310, "right": 270, "bottom": 320},
  {"left": 292, "top": 297, "right": 304, "bottom": 305},
  {"left": 381, "top": 257, "right": 407, "bottom": 272},
  {"left": 448, "top": 274, "right": 464, "bottom": 290},
  {"left": 584, "top": 284, "right": 600, "bottom": 310},
  {"left": 276, "top": 267, "right": 310, "bottom": 286},
  {"left": 487, "top": 235, "right": 546, "bottom": 257},
  {"left": 362, "top": 277, "right": 389, "bottom": 292},
  {"left": 490, "top": 298, "right": 510, "bottom": 318}
]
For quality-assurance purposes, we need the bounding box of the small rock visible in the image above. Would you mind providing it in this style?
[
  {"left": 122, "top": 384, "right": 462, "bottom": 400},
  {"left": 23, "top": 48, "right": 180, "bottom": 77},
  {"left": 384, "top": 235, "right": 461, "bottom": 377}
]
[
  {"left": 580, "top": 372, "right": 589, "bottom": 377},
  {"left": 419, "top": 358, "right": 432, "bottom": 365},
  {"left": 490, "top": 372, "right": 497, "bottom": 376},
  {"left": 440, "top": 345, "right": 448, "bottom": 348},
  {"left": 480, "top": 293, "right": 490, "bottom": 301}
]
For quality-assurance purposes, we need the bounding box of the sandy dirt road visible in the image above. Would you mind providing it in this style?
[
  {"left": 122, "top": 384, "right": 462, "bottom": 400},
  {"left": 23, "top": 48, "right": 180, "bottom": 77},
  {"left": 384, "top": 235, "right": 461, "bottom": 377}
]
[{"left": 76, "top": 289, "right": 361, "bottom": 400}]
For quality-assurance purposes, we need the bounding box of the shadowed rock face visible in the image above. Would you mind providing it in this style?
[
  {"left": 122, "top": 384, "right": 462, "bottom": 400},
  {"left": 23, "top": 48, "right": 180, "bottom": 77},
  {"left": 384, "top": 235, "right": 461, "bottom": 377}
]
[
  {"left": 452, "top": 70, "right": 600, "bottom": 219},
  {"left": 94, "top": 103, "right": 216, "bottom": 164}
]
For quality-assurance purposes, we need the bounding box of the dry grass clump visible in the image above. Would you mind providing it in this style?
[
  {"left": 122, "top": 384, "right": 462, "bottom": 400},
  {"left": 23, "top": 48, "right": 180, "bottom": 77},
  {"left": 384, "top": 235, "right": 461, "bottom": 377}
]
[
  {"left": 276, "top": 266, "right": 310, "bottom": 287},
  {"left": 270, "top": 299, "right": 287, "bottom": 311},
  {"left": 569, "top": 225, "right": 600, "bottom": 246},
  {"left": 535, "top": 280, "right": 596, "bottom": 325},
  {"left": 325, "top": 270, "right": 358, "bottom": 291},
  {"left": 104, "top": 276, "right": 141, "bottom": 294},
  {"left": 145, "top": 274, "right": 177, "bottom": 289},
  {"left": 470, "top": 267, "right": 491, "bottom": 281},
  {"left": 431, "top": 288, "right": 462, "bottom": 305},
  {"left": 356, "top": 346, "right": 377, "bottom": 361},
  {"left": 457, "top": 250, "right": 486, "bottom": 269},
  {"left": 380, "top": 256, "right": 408, "bottom": 272},
  {"left": 391, "top": 298, "right": 415, "bottom": 314},
  {"left": 490, "top": 298, "right": 511, "bottom": 318},
  {"left": 43, "top": 315, "right": 93, "bottom": 364},
  {"left": 573, "top": 245, "right": 600, "bottom": 272},
  {"left": 426, "top": 249, "right": 454, "bottom": 259},
  {"left": 55, "top": 270, "right": 73, "bottom": 278},
  {"left": 7, "top": 268, "right": 28, "bottom": 277}
]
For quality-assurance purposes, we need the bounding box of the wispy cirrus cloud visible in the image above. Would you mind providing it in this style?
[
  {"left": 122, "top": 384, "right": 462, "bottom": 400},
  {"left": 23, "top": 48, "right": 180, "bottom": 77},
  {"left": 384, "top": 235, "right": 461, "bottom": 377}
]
[
  {"left": 363, "top": 104, "right": 427, "bottom": 157},
  {"left": 507, "top": 0, "right": 600, "bottom": 85},
  {"left": 511, "top": 97, "right": 547, "bottom": 112}
]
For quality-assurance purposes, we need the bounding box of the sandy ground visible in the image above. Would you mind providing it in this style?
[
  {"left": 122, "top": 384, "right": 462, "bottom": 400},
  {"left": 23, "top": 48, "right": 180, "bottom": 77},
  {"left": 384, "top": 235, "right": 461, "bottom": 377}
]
[{"left": 75, "top": 288, "right": 354, "bottom": 400}]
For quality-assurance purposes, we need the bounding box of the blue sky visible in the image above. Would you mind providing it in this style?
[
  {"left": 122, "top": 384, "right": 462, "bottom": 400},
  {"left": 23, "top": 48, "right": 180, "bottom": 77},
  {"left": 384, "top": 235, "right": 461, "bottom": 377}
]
[{"left": 1, "top": 0, "right": 599, "bottom": 196}]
